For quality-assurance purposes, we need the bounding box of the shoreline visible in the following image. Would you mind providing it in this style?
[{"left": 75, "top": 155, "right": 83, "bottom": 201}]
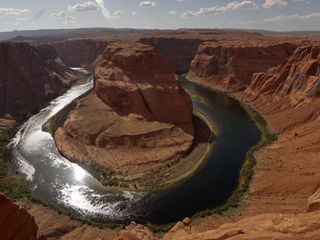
[
  {"left": 1, "top": 75, "right": 277, "bottom": 234},
  {"left": 183, "top": 77, "right": 277, "bottom": 218},
  {"left": 44, "top": 95, "right": 216, "bottom": 192}
]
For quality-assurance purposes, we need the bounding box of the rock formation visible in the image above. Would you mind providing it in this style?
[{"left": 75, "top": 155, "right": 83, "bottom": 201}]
[
  {"left": 0, "top": 193, "right": 40, "bottom": 240},
  {"left": 51, "top": 39, "right": 108, "bottom": 68},
  {"left": 140, "top": 38, "right": 203, "bottom": 73},
  {"left": 249, "top": 46, "right": 320, "bottom": 103},
  {"left": 0, "top": 42, "right": 77, "bottom": 119},
  {"left": 114, "top": 222, "right": 156, "bottom": 240},
  {"left": 188, "top": 41, "right": 296, "bottom": 90},
  {"left": 162, "top": 212, "right": 320, "bottom": 240},
  {"left": 55, "top": 41, "right": 194, "bottom": 187}
]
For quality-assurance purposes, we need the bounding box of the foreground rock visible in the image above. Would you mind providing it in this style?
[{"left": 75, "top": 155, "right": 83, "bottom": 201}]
[
  {"left": 0, "top": 42, "right": 77, "bottom": 119},
  {"left": 0, "top": 193, "right": 40, "bottom": 240},
  {"left": 188, "top": 41, "right": 296, "bottom": 90},
  {"left": 162, "top": 212, "right": 320, "bottom": 240},
  {"left": 55, "top": 41, "right": 194, "bottom": 188}
]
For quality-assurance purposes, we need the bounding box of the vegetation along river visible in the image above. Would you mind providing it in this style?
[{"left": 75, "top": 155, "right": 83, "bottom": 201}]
[{"left": 8, "top": 70, "right": 260, "bottom": 225}]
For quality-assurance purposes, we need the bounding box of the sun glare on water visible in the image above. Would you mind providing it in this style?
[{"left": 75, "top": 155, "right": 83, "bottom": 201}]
[{"left": 73, "top": 164, "right": 86, "bottom": 181}]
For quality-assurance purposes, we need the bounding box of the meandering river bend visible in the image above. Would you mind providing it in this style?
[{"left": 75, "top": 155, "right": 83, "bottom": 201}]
[{"left": 8, "top": 70, "right": 260, "bottom": 224}]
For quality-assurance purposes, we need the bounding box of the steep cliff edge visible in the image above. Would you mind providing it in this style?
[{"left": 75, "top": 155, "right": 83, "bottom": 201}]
[
  {"left": 139, "top": 38, "right": 203, "bottom": 73},
  {"left": 188, "top": 41, "right": 296, "bottom": 91},
  {"left": 51, "top": 39, "right": 108, "bottom": 68},
  {"left": 55, "top": 41, "right": 195, "bottom": 189},
  {"left": 0, "top": 193, "right": 40, "bottom": 240},
  {"left": 248, "top": 46, "right": 320, "bottom": 104},
  {"left": 0, "top": 42, "right": 77, "bottom": 119},
  {"left": 165, "top": 42, "right": 320, "bottom": 240}
]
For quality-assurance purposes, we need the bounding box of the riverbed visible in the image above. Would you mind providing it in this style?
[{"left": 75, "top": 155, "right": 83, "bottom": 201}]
[{"left": 8, "top": 70, "right": 260, "bottom": 224}]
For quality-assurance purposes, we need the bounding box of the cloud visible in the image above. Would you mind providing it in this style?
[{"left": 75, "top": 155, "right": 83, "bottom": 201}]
[
  {"left": 263, "top": 11, "right": 320, "bottom": 22},
  {"left": 0, "top": 8, "right": 31, "bottom": 16},
  {"left": 132, "top": 11, "right": 138, "bottom": 16},
  {"left": 139, "top": 1, "right": 156, "bottom": 7},
  {"left": 68, "top": 1, "right": 99, "bottom": 12},
  {"left": 95, "top": 0, "right": 111, "bottom": 19},
  {"left": 51, "top": 11, "right": 66, "bottom": 18},
  {"left": 225, "top": 1, "right": 259, "bottom": 10},
  {"left": 176, "top": 0, "right": 186, "bottom": 2},
  {"left": 51, "top": 10, "right": 77, "bottom": 24},
  {"left": 168, "top": 10, "right": 179, "bottom": 15},
  {"left": 262, "top": 0, "right": 288, "bottom": 9},
  {"left": 181, "top": 1, "right": 258, "bottom": 18},
  {"left": 108, "top": 10, "right": 126, "bottom": 19}
]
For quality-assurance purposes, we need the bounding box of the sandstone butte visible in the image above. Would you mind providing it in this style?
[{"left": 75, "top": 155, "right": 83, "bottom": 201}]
[
  {"left": 55, "top": 41, "right": 195, "bottom": 187},
  {"left": 0, "top": 42, "right": 77, "bottom": 120}
]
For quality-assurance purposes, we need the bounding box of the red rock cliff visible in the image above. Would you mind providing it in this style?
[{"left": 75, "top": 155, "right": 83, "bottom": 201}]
[
  {"left": 248, "top": 46, "right": 320, "bottom": 103},
  {"left": 0, "top": 42, "right": 77, "bottom": 119},
  {"left": 55, "top": 41, "right": 194, "bottom": 187},
  {"left": 51, "top": 39, "right": 108, "bottom": 68},
  {"left": 140, "top": 38, "right": 203, "bottom": 73},
  {"left": 95, "top": 41, "right": 194, "bottom": 134},
  {"left": 0, "top": 193, "right": 40, "bottom": 240},
  {"left": 188, "top": 41, "right": 296, "bottom": 90}
]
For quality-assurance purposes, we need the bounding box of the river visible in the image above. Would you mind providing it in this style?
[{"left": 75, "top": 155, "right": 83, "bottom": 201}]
[{"left": 8, "top": 70, "right": 260, "bottom": 224}]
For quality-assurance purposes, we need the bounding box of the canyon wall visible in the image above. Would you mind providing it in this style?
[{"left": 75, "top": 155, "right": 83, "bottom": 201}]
[
  {"left": 248, "top": 46, "right": 320, "bottom": 103},
  {"left": 0, "top": 42, "right": 77, "bottom": 119},
  {"left": 0, "top": 193, "right": 40, "bottom": 240},
  {"left": 55, "top": 41, "right": 194, "bottom": 188},
  {"left": 188, "top": 41, "right": 296, "bottom": 90},
  {"left": 139, "top": 37, "right": 203, "bottom": 73},
  {"left": 51, "top": 39, "right": 108, "bottom": 68}
]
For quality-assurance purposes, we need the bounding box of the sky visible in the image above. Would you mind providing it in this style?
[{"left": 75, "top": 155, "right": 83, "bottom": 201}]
[{"left": 0, "top": 0, "right": 319, "bottom": 32}]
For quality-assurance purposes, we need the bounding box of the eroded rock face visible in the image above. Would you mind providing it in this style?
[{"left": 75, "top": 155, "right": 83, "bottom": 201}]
[
  {"left": 94, "top": 41, "right": 194, "bottom": 134},
  {"left": 162, "top": 212, "right": 320, "bottom": 240},
  {"left": 249, "top": 46, "right": 320, "bottom": 103},
  {"left": 113, "top": 222, "right": 156, "bottom": 240},
  {"left": 188, "top": 41, "right": 296, "bottom": 90},
  {"left": 140, "top": 38, "right": 203, "bottom": 73},
  {"left": 55, "top": 41, "right": 194, "bottom": 186},
  {"left": 0, "top": 42, "right": 77, "bottom": 119},
  {"left": 0, "top": 193, "right": 39, "bottom": 240},
  {"left": 51, "top": 39, "right": 108, "bottom": 68}
]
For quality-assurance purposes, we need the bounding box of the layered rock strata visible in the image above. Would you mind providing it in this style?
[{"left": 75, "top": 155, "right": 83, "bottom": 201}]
[
  {"left": 0, "top": 42, "right": 77, "bottom": 119},
  {"left": 140, "top": 38, "right": 203, "bottom": 73},
  {"left": 51, "top": 39, "right": 108, "bottom": 68},
  {"left": 0, "top": 193, "right": 40, "bottom": 240},
  {"left": 249, "top": 46, "right": 320, "bottom": 103},
  {"left": 55, "top": 41, "right": 194, "bottom": 187},
  {"left": 188, "top": 41, "right": 296, "bottom": 90}
]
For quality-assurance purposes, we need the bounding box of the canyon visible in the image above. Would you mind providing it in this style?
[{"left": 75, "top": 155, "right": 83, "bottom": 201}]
[
  {"left": 1, "top": 29, "right": 320, "bottom": 240},
  {"left": 54, "top": 41, "right": 196, "bottom": 189},
  {"left": 0, "top": 42, "right": 77, "bottom": 120},
  {"left": 51, "top": 39, "right": 108, "bottom": 69},
  {"left": 188, "top": 41, "right": 297, "bottom": 90}
]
